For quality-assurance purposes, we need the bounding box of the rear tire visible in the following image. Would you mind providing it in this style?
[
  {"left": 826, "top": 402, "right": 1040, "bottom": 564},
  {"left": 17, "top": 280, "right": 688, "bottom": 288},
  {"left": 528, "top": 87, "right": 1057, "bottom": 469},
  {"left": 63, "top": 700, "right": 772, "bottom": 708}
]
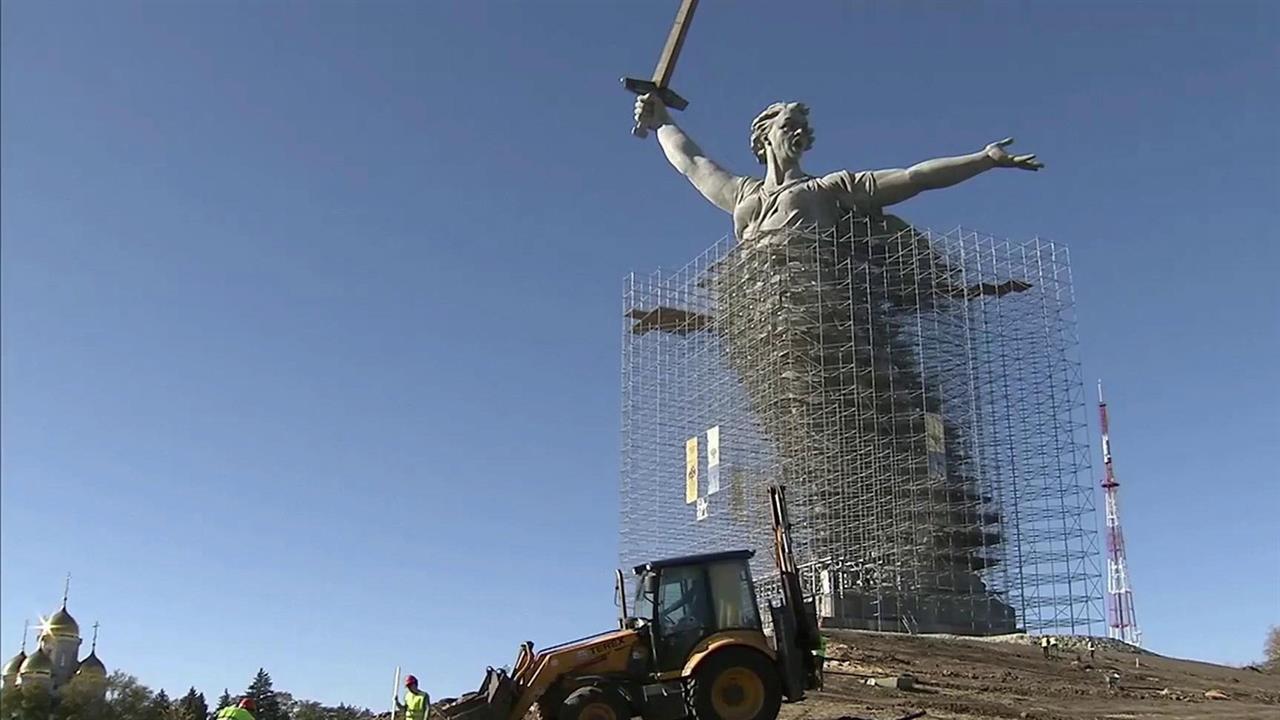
[
  {"left": 559, "top": 685, "right": 631, "bottom": 720},
  {"left": 690, "top": 647, "right": 782, "bottom": 720}
]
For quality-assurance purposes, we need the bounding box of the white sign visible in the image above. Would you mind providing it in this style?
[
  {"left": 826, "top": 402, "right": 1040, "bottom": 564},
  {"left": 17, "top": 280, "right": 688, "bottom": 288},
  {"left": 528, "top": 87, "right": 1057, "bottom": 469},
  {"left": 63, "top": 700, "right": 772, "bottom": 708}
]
[{"left": 706, "top": 426, "right": 721, "bottom": 495}]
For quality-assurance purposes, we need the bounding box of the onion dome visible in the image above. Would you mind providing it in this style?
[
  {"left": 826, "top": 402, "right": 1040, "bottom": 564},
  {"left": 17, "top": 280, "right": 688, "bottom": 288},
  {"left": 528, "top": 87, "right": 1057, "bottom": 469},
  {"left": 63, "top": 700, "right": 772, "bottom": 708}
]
[
  {"left": 76, "top": 651, "right": 107, "bottom": 678},
  {"left": 2, "top": 650, "right": 26, "bottom": 676},
  {"left": 19, "top": 647, "right": 52, "bottom": 676},
  {"left": 46, "top": 606, "right": 80, "bottom": 638}
]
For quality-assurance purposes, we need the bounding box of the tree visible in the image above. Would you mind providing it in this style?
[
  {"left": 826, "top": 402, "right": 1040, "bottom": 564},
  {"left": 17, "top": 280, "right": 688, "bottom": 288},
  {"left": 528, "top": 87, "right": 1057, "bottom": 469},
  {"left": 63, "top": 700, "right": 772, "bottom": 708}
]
[
  {"left": 329, "top": 704, "right": 376, "bottom": 720},
  {"left": 286, "top": 700, "right": 378, "bottom": 720},
  {"left": 0, "top": 684, "right": 39, "bottom": 720},
  {"left": 54, "top": 675, "right": 113, "bottom": 720},
  {"left": 290, "top": 700, "right": 326, "bottom": 720},
  {"left": 244, "top": 669, "right": 286, "bottom": 720},
  {"left": 18, "top": 685, "right": 54, "bottom": 720},
  {"left": 141, "top": 688, "right": 172, "bottom": 720},
  {"left": 176, "top": 688, "right": 209, "bottom": 720},
  {"left": 0, "top": 685, "right": 20, "bottom": 720},
  {"left": 107, "top": 671, "right": 156, "bottom": 720},
  {"left": 215, "top": 690, "right": 232, "bottom": 716},
  {"left": 1265, "top": 625, "right": 1280, "bottom": 671}
]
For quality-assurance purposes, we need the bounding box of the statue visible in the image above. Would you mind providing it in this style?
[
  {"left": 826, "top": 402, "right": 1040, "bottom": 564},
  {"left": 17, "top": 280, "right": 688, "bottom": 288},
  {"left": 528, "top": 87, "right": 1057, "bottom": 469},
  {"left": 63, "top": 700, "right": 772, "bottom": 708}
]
[
  {"left": 631, "top": 93, "right": 1044, "bottom": 634},
  {"left": 633, "top": 95, "right": 1041, "bottom": 242}
]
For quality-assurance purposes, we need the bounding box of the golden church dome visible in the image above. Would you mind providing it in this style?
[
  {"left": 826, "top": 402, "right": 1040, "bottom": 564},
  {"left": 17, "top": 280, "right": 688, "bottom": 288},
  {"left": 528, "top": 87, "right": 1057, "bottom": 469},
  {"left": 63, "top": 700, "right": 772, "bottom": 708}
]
[
  {"left": 19, "top": 648, "right": 52, "bottom": 675},
  {"left": 76, "top": 651, "right": 107, "bottom": 678},
  {"left": 2, "top": 650, "right": 25, "bottom": 676},
  {"left": 45, "top": 606, "right": 80, "bottom": 638}
]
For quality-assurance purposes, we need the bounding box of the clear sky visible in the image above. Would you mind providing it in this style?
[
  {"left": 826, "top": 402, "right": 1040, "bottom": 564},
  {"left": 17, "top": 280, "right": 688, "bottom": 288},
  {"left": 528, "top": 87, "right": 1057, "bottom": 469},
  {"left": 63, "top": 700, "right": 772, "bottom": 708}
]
[{"left": 2, "top": 0, "right": 1276, "bottom": 710}]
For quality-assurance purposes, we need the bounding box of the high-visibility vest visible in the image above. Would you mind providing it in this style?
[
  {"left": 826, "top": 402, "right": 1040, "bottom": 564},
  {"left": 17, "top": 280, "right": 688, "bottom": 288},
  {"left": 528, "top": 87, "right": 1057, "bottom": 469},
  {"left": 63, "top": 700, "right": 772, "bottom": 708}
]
[
  {"left": 216, "top": 708, "right": 254, "bottom": 720},
  {"left": 405, "top": 688, "right": 430, "bottom": 720}
]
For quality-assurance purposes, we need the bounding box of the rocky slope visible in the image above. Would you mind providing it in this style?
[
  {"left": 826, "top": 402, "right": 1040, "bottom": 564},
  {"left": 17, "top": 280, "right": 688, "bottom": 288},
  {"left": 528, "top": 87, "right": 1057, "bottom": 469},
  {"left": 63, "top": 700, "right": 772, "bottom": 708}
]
[{"left": 783, "top": 630, "right": 1279, "bottom": 720}]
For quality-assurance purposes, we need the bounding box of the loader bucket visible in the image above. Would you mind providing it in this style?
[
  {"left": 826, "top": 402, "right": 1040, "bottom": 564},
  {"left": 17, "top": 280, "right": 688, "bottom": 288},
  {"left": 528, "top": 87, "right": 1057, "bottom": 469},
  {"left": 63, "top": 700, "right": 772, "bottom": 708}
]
[{"left": 437, "top": 667, "right": 518, "bottom": 720}]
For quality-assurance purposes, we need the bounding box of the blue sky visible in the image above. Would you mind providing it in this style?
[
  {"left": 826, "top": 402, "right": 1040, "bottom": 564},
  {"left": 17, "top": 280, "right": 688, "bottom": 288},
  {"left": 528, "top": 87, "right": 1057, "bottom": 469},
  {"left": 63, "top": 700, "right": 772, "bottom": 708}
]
[{"left": 2, "top": 0, "right": 1276, "bottom": 709}]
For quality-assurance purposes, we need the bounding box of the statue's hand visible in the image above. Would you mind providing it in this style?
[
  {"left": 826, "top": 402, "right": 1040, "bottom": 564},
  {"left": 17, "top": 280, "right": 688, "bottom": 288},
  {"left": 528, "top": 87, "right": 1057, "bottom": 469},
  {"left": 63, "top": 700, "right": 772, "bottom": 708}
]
[
  {"left": 985, "top": 138, "right": 1043, "bottom": 171},
  {"left": 634, "top": 93, "right": 672, "bottom": 132}
]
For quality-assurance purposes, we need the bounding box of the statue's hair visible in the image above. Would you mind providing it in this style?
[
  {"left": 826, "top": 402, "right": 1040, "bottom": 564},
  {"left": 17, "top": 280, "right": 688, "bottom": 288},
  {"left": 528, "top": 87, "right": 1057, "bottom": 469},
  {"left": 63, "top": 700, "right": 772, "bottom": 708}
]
[{"left": 750, "top": 102, "right": 814, "bottom": 164}]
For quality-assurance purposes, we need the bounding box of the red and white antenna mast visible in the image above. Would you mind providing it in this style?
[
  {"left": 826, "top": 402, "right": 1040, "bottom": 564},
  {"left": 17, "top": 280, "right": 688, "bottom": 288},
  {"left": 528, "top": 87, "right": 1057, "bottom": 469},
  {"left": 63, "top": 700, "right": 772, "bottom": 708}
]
[{"left": 1099, "top": 380, "right": 1141, "bottom": 646}]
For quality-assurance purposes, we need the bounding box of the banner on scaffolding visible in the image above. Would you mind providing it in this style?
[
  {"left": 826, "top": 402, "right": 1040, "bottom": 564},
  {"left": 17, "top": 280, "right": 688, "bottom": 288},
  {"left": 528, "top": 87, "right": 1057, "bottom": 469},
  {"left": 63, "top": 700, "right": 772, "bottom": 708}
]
[
  {"left": 706, "top": 425, "right": 721, "bottom": 495},
  {"left": 685, "top": 436, "right": 698, "bottom": 504},
  {"left": 925, "top": 412, "right": 946, "bottom": 481}
]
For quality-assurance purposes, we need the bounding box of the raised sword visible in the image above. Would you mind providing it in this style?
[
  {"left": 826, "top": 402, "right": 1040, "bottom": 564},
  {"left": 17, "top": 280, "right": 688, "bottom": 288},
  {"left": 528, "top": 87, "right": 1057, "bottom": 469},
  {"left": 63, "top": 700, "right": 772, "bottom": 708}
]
[{"left": 621, "top": 0, "right": 699, "bottom": 138}]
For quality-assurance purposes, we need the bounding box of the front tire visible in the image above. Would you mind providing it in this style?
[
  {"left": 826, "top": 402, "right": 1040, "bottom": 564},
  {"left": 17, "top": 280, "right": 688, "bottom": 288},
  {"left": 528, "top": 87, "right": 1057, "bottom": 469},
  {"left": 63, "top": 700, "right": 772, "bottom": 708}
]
[
  {"left": 690, "top": 648, "right": 782, "bottom": 720},
  {"left": 559, "top": 685, "right": 631, "bottom": 720}
]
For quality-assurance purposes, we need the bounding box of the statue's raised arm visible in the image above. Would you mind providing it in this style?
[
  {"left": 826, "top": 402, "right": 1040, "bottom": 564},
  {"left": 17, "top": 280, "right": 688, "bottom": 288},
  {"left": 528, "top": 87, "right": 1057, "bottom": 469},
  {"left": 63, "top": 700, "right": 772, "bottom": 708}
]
[
  {"left": 848, "top": 138, "right": 1043, "bottom": 208},
  {"left": 635, "top": 93, "right": 742, "bottom": 214}
]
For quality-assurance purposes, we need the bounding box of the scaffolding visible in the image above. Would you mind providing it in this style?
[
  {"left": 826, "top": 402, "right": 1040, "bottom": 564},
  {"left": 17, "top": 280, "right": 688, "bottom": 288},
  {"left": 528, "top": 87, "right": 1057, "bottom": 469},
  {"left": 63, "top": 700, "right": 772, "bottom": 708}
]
[{"left": 620, "top": 218, "right": 1103, "bottom": 636}]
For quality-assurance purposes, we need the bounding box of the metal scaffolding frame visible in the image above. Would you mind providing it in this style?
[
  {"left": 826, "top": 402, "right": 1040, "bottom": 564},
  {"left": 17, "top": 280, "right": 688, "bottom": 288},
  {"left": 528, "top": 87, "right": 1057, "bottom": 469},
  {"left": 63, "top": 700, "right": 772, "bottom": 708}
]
[{"left": 620, "top": 218, "right": 1103, "bottom": 636}]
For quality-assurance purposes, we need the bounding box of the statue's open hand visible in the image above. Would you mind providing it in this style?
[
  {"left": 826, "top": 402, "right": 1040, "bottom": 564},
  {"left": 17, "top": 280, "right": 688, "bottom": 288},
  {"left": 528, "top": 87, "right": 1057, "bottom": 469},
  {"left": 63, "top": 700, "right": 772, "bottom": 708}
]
[
  {"left": 985, "top": 138, "right": 1043, "bottom": 171},
  {"left": 634, "top": 93, "right": 672, "bottom": 132}
]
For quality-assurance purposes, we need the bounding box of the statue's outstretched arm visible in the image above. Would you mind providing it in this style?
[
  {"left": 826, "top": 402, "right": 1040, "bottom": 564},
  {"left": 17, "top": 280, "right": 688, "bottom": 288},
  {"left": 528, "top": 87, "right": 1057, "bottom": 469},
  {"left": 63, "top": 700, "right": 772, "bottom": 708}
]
[
  {"left": 635, "top": 94, "right": 742, "bottom": 214},
  {"left": 869, "top": 138, "right": 1042, "bottom": 207}
]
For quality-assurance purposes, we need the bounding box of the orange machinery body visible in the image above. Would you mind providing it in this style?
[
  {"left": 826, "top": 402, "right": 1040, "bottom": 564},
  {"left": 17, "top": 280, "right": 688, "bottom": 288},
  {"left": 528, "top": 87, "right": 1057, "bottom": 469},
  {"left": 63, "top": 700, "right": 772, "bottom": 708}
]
[
  {"left": 437, "top": 485, "right": 816, "bottom": 720},
  {"left": 508, "top": 630, "right": 641, "bottom": 719}
]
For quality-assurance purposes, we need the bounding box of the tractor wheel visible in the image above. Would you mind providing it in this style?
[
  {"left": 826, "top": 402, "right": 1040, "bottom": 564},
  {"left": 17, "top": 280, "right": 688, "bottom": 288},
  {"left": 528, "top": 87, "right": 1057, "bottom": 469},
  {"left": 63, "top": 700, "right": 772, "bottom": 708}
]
[
  {"left": 558, "top": 685, "right": 631, "bottom": 720},
  {"left": 690, "top": 648, "right": 782, "bottom": 720}
]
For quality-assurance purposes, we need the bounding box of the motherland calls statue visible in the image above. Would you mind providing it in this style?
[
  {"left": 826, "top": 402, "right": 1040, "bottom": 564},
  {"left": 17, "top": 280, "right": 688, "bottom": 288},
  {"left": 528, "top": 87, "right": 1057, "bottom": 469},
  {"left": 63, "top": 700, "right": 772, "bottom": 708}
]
[
  {"left": 632, "top": 93, "right": 1044, "bottom": 633},
  {"left": 632, "top": 95, "right": 1041, "bottom": 243}
]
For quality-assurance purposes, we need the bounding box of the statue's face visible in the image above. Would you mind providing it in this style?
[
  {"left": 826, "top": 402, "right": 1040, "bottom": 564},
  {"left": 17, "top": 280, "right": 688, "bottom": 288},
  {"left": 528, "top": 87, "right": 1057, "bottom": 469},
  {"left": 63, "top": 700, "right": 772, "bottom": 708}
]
[{"left": 764, "top": 104, "right": 811, "bottom": 163}]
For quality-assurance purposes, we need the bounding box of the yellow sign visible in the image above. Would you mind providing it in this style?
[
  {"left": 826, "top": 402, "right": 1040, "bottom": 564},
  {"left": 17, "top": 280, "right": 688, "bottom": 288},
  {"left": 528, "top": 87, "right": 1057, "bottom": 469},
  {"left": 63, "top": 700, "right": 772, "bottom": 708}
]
[
  {"left": 925, "top": 412, "right": 946, "bottom": 480},
  {"left": 685, "top": 437, "right": 699, "bottom": 504},
  {"left": 925, "top": 413, "right": 945, "bottom": 452}
]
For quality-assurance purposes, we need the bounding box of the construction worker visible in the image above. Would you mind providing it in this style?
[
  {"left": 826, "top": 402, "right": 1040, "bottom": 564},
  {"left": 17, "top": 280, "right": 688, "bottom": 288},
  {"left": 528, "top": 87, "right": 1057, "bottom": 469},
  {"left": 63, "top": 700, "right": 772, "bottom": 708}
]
[
  {"left": 1040, "top": 636, "right": 1050, "bottom": 659},
  {"left": 1049, "top": 636, "right": 1059, "bottom": 658},
  {"left": 814, "top": 635, "right": 828, "bottom": 690},
  {"left": 397, "top": 674, "right": 431, "bottom": 720},
  {"left": 215, "top": 698, "right": 256, "bottom": 720},
  {"left": 1087, "top": 639, "right": 1097, "bottom": 662}
]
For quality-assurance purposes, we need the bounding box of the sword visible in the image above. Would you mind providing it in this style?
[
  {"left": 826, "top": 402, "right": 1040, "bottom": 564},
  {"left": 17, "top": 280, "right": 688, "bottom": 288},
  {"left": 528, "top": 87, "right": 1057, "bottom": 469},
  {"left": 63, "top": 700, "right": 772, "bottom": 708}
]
[{"left": 621, "top": 0, "right": 699, "bottom": 138}]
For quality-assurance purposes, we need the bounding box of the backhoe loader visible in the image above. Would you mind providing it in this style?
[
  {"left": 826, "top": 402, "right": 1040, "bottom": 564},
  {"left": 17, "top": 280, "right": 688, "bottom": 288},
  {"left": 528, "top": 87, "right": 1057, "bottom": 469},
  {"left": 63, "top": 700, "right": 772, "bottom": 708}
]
[{"left": 437, "top": 485, "right": 820, "bottom": 720}]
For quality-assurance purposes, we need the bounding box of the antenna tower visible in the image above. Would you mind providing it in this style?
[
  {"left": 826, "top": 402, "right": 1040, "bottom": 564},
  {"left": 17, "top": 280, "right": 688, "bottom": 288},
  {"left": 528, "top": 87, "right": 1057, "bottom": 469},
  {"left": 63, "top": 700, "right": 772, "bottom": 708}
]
[{"left": 1099, "top": 380, "right": 1141, "bottom": 646}]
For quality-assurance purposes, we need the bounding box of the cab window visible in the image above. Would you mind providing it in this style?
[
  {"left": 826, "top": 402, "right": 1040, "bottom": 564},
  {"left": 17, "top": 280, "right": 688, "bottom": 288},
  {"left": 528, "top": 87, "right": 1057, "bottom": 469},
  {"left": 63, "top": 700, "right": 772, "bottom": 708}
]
[
  {"left": 633, "top": 572, "right": 655, "bottom": 622},
  {"left": 707, "top": 560, "right": 761, "bottom": 630},
  {"left": 656, "top": 564, "right": 710, "bottom": 636}
]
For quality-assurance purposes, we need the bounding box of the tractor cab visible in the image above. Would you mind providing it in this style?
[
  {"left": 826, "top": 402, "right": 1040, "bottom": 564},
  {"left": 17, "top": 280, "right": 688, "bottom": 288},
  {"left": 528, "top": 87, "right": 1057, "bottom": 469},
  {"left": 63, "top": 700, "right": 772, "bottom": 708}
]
[{"left": 628, "top": 550, "right": 764, "bottom": 674}]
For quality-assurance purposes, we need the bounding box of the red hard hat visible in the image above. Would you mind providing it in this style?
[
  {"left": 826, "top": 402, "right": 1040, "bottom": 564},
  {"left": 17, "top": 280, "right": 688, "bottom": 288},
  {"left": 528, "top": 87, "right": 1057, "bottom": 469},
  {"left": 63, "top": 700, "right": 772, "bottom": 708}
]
[
  {"left": 239, "top": 698, "right": 256, "bottom": 710},
  {"left": 405, "top": 674, "right": 418, "bottom": 687}
]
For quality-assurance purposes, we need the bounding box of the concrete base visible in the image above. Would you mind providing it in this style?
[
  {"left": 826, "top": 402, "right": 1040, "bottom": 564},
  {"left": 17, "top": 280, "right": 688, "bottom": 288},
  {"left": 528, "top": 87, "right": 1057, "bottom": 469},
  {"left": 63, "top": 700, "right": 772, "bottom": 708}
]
[{"left": 820, "top": 589, "right": 1018, "bottom": 636}]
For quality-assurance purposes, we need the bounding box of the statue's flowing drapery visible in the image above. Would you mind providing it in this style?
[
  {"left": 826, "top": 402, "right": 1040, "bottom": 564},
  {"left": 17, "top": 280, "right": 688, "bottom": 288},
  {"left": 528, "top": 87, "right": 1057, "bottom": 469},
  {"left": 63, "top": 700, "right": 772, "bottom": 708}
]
[{"left": 710, "top": 214, "right": 1016, "bottom": 631}]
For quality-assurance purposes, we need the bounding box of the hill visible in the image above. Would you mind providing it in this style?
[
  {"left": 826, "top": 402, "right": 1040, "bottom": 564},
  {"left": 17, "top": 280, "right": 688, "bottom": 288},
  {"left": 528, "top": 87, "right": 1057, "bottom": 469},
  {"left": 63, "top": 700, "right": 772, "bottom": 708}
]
[{"left": 790, "top": 630, "right": 1280, "bottom": 720}]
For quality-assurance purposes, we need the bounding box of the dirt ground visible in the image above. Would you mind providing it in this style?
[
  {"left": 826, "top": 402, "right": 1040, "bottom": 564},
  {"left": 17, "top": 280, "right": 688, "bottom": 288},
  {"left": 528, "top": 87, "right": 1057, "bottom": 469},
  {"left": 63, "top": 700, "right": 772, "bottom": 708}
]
[{"left": 782, "top": 630, "right": 1280, "bottom": 720}]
